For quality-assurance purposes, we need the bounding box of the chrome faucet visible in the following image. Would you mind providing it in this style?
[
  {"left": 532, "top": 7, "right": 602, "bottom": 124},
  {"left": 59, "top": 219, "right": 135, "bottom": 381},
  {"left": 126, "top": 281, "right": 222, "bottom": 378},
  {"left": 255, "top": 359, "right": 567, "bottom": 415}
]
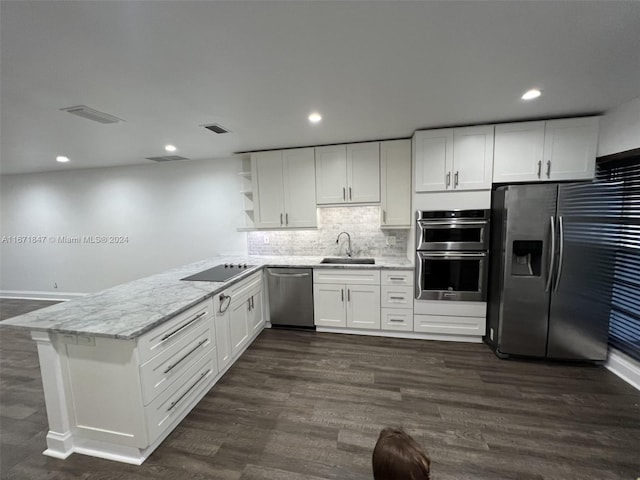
[{"left": 336, "top": 232, "right": 352, "bottom": 257}]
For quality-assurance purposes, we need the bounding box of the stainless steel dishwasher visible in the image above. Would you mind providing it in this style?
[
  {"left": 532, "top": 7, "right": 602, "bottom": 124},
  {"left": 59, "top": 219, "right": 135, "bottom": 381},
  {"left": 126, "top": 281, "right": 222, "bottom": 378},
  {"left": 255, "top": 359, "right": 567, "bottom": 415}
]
[{"left": 266, "top": 267, "right": 315, "bottom": 329}]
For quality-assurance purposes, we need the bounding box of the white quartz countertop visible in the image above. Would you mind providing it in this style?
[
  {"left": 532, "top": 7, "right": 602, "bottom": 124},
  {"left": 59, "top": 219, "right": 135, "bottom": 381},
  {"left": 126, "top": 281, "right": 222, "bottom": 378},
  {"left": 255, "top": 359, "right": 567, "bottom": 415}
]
[{"left": 2, "top": 255, "right": 413, "bottom": 340}]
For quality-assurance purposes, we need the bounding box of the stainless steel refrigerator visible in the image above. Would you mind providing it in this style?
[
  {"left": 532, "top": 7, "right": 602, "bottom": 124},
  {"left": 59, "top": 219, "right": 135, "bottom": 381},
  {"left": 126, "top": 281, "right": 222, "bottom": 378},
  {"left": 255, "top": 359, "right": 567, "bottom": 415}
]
[{"left": 486, "top": 182, "right": 620, "bottom": 361}]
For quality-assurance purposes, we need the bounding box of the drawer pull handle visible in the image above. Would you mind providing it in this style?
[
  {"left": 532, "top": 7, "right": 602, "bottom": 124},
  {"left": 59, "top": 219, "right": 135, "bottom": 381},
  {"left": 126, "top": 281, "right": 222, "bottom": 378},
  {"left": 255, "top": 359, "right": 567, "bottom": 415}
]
[
  {"left": 389, "top": 296, "right": 405, "bottom": 300},
  {"left": 389, "top": 277, "right": 405, "bottom": 281},
  {"left": 167, "top": 369, "right": 210, "bottom": 412},
  {"left": 161, "top": 311, "right": 207, "bottom": 341},
  {"left": 163, "top": 339, "right": 208, "bottom": 374},
  {"left": 389, "top": 318, "right": 404, "bottom": 323}
]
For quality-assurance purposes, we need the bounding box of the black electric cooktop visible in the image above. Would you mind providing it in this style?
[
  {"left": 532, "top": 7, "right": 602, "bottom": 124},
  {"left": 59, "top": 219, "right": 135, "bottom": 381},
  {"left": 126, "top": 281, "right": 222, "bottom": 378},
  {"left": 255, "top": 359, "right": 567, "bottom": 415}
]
[{"left": 181, "top": 263, "right": 255, "bottom": 283}]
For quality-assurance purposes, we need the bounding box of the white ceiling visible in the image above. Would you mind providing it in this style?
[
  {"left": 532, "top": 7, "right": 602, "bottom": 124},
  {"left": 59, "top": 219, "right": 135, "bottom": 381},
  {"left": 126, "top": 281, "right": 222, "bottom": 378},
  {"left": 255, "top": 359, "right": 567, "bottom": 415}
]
[{"left": 2, "top": 1, "right": 639, "bottom": 175}]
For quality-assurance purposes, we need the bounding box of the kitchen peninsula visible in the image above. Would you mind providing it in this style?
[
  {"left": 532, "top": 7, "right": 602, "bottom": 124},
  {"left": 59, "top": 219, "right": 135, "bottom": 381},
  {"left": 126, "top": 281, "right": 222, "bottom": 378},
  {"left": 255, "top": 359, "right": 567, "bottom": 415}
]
[{"left": 2, "top": 255, "right": 411, "bottom": 465}]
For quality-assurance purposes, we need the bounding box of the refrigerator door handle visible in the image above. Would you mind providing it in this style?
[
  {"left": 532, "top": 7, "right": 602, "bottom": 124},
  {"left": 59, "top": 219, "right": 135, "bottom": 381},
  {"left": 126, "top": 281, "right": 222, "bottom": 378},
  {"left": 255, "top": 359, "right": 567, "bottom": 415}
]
[
  {"left": 545, "top": 215, "right": 556, "bottom": 292},
  {"left": 553, "top": 216, "right": 565, "bottom": 292}
]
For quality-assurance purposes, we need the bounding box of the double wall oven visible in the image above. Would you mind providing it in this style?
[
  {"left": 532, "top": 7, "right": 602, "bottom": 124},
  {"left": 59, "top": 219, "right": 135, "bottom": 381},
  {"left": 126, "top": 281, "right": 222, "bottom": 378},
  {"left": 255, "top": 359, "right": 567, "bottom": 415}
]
[{"left": 415, "top": 209, "right": 490, "bottom": 301}]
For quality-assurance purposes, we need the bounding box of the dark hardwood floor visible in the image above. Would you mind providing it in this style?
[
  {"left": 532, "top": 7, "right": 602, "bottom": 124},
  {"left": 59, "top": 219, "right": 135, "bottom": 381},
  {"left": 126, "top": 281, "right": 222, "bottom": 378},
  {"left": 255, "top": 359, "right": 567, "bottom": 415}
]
[{"left": 1, "top": 299, "right": 639, "bottom": 479}]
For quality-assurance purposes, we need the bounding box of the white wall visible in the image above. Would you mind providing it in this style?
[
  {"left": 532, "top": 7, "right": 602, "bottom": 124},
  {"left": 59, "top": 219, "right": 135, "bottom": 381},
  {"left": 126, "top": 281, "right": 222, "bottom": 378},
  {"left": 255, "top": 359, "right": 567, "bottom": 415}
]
[
  {"left": 598, "top": 96, "right": 640, "bottom": 157},
  {"left": 0, "top": 158, "right": 246, "bottom": 296}
]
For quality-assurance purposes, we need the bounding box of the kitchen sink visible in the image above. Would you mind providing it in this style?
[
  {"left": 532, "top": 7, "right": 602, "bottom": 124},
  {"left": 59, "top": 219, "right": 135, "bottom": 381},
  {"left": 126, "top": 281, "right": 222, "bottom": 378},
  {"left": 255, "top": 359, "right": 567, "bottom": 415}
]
[{"left": 320, "top": 257, "right": 375, "bottom": 265}]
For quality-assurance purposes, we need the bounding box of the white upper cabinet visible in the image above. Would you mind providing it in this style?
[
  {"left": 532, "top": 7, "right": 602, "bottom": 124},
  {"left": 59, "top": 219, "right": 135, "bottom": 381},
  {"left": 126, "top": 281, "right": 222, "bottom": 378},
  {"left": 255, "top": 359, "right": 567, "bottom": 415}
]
[
  {"left": 253, "top": 151, "right": 285, "bottom": 228},
  {"left": 452, "top": 126, "right": 494, "bottom": 190},
  {"left": 316, "top": 142, "right": 380, "bottom": 204},
  {"left": 315, "top": 145, "right": 347, "bottom": 204},
  {"left": 414, "top": 129, "right": 452, "bottom": 192},
  {"left": 493, "top": 121, "right": 546, "bottom": 183},
  {"left": 414, "top": 126, "right": 494, "bottom": 192},
  {"left": 543, "top": 117, "right": 599, "bottom": 181},
  {"left": 380, "top": 139, "right": 411, "bottom": 228},
  {"left": 281, "top": 148, "right": 318, "bottom": 228},
  {"left": 493, "top": 117, "right": 599, "bottom": 183},
  {"left": 346, "top": 142, "right": 380, "bottom": 203},
  {"left": 252, "top": 148, "right": 317, "bottom": 229}
]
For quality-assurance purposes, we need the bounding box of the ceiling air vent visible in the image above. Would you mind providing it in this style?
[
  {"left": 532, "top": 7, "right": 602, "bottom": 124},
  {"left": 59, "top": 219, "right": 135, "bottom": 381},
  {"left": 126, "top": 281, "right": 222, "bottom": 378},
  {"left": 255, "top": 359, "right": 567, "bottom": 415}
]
[
  {"left": 60, "top": 105, "right": 124, "bottom": 124},
  {"left": 145, "top": 155, "right": 189, "bottom": 162},
  {"left": 202, "top": 123, "right": 230, "bottom": 134}
]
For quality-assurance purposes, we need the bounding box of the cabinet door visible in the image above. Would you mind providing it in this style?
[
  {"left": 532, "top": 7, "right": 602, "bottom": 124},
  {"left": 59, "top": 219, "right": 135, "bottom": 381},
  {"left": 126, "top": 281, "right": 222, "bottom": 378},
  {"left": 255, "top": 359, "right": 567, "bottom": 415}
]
[
  {"left": 214, "top": 308, "right": 232, "bottom": 373},
  {"left": 229, "top": 297, "right": 250, "bottom": 358},
  {"left": 413, "top": 129, "right": 452, "bottom": 192},
  {"left": 380, "top": 139, "right": 411, "bottom": 227},
  {"left": 313, "top": 283, "right": 346, "bottom": 327},
  {"left": 493, "top": 121, "right": 545, "bottom": 183},
  {"left": 283, "top": 148, "right": 317, "bottom": 227},
  {"left": 544, "top": 117, "right": 598, "bottom": 181},
  {"left": 452, "top": 125, "right": 494, "bottom": 190},
  {"left": 346, "top": 284, "right": 381, "bottom": 330},
  {"left": 315, "top": 145, "right": 347, "bottom": 204},
  {"left": 253, "top": 151, "right": 285, "bottom": 228},
  {"left": 249, "top": 289, "right": 264, "bottom": 336},
  {"left": 347, "top": 142, "right": 380, "bottom": 203}
]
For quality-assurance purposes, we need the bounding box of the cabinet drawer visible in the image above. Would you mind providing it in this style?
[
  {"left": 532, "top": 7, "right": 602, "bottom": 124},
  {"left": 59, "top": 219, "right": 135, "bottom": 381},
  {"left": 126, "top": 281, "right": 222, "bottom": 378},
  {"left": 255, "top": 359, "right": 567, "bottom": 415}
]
[
  {"left": 313, "top": 268, "right": 380, "bottom": 285},
  {"left": 381, "top": 286, "right": 414, "bottom": 309},
  {"left": 413, "top": 299, "right": 486, "bottom": 317},
  {"left": 413, "top": 314, "right": 486, "bottom": 336},
  {"left": 226, "top": 271, "right": 262, "bottom": 299},
  {"left": 145, "top": 348, "right": 216, "bottom": 443},
  {"left": 381, "top": 270, "right": 413, "bottom": 286},
  {"left": 381, "top": 309, "right": 414, "bottom": 332},
  {"left": 137, "top": 298, "right": 214, "bottom": 364},
  {"left": 139, "top": 321, "right": 215, "bottom": 405}
]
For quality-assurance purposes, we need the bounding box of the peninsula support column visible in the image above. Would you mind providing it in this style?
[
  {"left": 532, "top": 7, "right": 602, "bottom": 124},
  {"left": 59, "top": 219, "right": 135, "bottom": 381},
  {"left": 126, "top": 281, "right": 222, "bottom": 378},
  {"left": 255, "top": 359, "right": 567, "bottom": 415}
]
[{"left": 31, "top": 330, "right": 74, "bottom": 459}]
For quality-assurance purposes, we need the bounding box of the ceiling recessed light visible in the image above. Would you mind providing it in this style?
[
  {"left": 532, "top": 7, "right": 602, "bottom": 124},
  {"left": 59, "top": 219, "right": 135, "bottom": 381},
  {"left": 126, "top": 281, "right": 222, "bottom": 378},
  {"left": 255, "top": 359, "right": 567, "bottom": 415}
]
[
  {"left": 308, "top": 112, "right": 322, "bottom": 124},
  {"left": 165, "top": 144, "right": 177, "bottom": 152},
  {"left": 522, "top": 89, "right": 542, "bottom": 100},
  {"left": 56, "top": 156, "right": 69, "bottom": 163}
]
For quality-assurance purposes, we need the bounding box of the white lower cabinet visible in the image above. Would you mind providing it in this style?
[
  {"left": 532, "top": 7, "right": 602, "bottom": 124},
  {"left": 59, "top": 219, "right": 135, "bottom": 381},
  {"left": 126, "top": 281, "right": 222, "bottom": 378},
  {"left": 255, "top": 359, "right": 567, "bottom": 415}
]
[
  {"left": 346, "top": 284, "right": 381, "bottom": 329},
  {"left": 218, "top": 272, "right": 264, "bottom": 359},
  {"left": 413, "top": 300, "right": 486, "bottom": 340},
  {"left": 313, "top": 269, "right": 381, "bottom": 330},
  {"left": 229, "top": 295, "right": 251, "bottom": 357},
  {"left": 48, "top": 297, "right": 219, "bottom": 462},
  {"left": 380, "top": 269, "right": 414, "bottom": 332},
  {"left": 313, "top": 283, "right": 347, "bottom": 327},
  {"left": 213, "top": 293, "right": 233, "bottom": 373},
  {"left": 381, "top": 309, "right": 413, "bottom": 332},
  {"left": 38, "top": 273, "right": 266, "bottom": 465}
]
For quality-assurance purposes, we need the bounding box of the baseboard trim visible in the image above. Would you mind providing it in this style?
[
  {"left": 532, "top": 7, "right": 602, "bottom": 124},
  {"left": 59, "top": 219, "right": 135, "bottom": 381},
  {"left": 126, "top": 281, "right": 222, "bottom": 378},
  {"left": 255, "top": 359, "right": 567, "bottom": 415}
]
[
  {"left": 315, "top": 327, "right": 483, "bottom": 343},
  {"left": 0, "top": 290, "right": 87, "bottom": 301},
  {"left": 606, "top": 348, "right": 640, "bottom": 392}
]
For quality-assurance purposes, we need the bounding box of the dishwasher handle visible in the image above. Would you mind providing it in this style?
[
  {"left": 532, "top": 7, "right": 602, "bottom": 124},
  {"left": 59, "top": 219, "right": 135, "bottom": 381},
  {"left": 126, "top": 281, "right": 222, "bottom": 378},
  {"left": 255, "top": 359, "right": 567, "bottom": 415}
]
[{"left": 267, "top": 271, "right": 310, "bottom": 278}]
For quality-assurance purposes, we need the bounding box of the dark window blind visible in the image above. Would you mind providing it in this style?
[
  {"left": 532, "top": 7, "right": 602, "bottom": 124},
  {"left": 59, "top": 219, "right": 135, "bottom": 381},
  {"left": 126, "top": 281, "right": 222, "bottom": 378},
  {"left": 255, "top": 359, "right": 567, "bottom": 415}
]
[{"left": 596, "top": 155, "right": 640, "bottom": 362}]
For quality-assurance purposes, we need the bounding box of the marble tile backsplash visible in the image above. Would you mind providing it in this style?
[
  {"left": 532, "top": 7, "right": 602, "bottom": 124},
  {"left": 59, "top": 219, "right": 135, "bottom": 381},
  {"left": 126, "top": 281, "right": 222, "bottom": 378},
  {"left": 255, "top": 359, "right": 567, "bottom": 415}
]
[{"left": 247, "top": 206, "right": 408, "bottom": 257}]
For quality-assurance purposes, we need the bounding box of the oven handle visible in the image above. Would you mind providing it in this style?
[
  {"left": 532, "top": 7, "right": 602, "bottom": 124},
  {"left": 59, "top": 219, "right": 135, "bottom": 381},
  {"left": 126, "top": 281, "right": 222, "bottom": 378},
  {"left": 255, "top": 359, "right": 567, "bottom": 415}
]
[
  {"left": 417, "top": 220, "right": 489, "bottom": 227},
  {"left": 415, "top": 252, "right": 424, "bottom": 299},
  {"left": 417, "top": 251, "right": 487, "bottom": 259}
]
